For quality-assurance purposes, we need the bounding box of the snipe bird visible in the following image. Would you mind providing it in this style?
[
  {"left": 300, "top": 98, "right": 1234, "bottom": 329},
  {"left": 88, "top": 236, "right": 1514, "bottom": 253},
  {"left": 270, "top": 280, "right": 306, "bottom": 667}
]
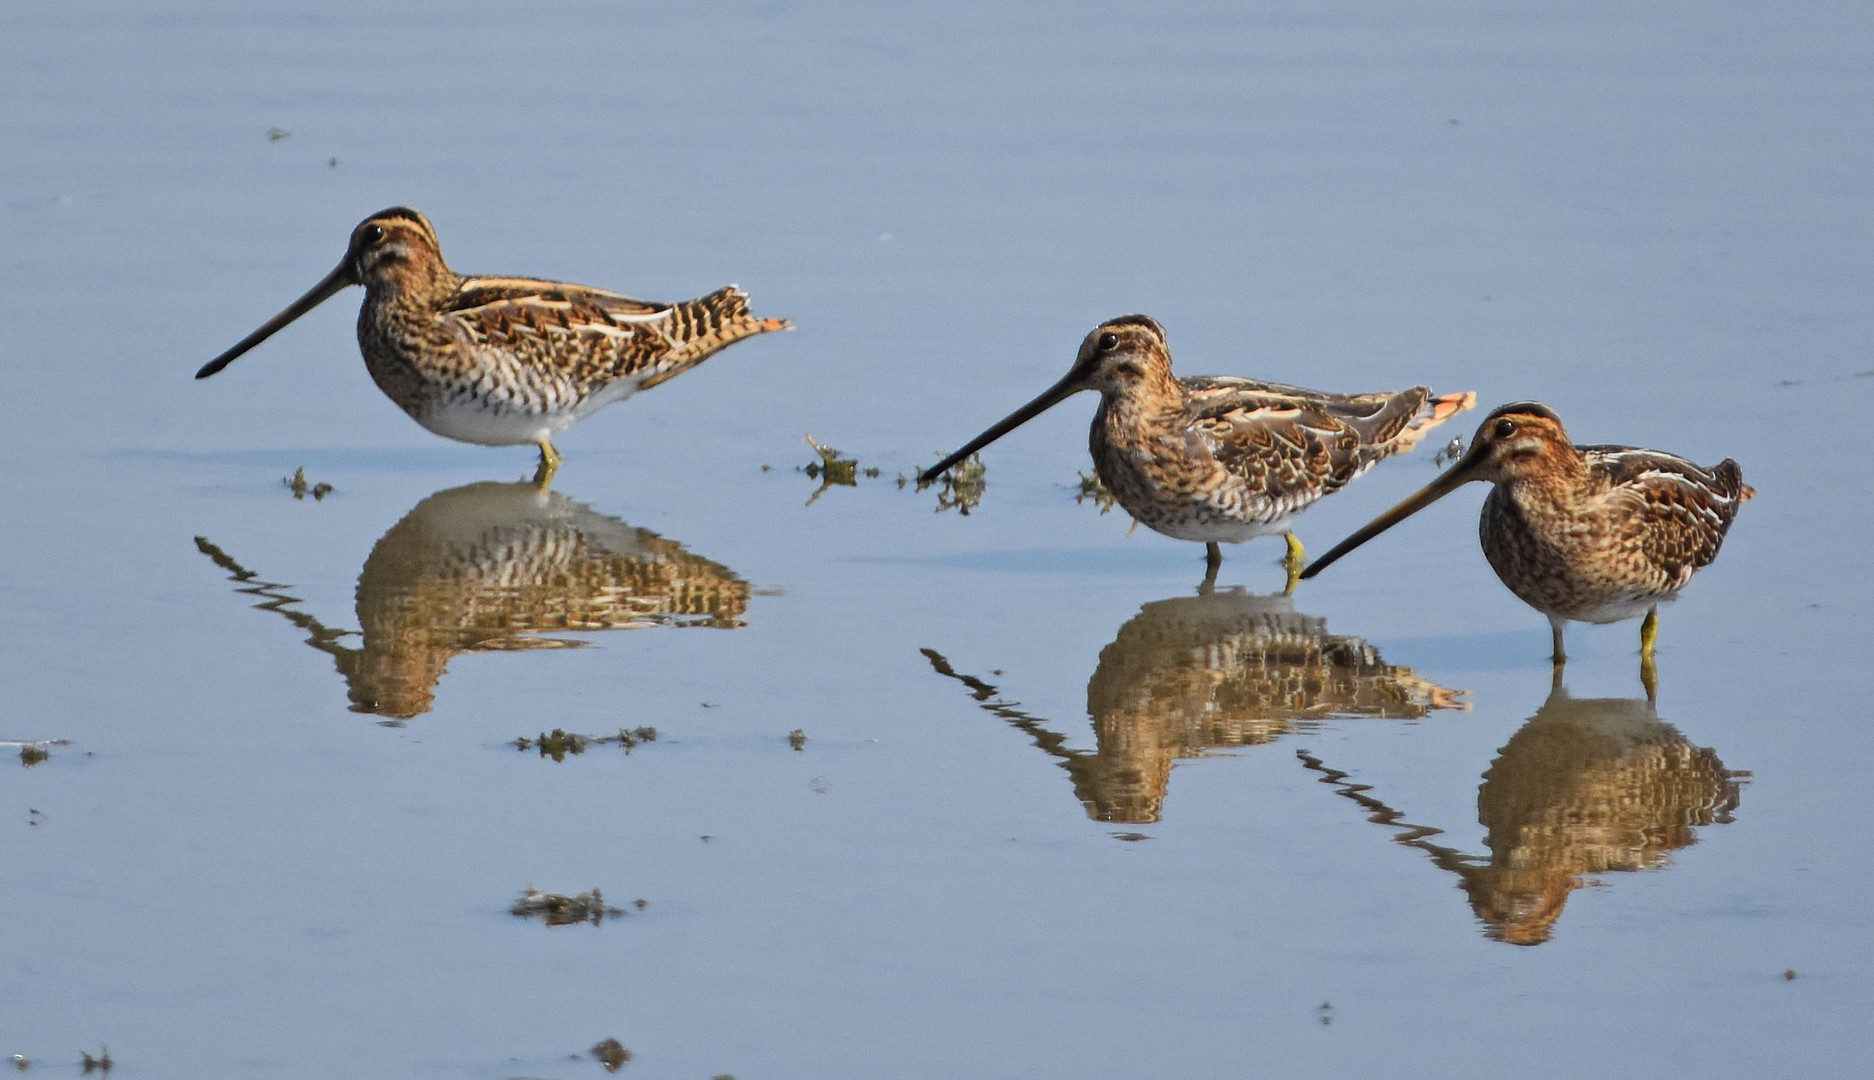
[
  {"left": 1301, "top": 401, "right": 1752, "bottom": 685},
  {"left": 196, "top": 207, "right": 792, "bottom": 483},
  {"left": 918, "top": 315, "right": 1476, "bottom": 589}
]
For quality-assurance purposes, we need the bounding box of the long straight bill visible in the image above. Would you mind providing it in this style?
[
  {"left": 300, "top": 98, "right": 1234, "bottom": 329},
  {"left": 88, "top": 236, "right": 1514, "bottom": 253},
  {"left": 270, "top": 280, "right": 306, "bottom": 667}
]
[
  {"left": 1298, "top": 450, "right": 1486, "bottom": 580},
  {"left": 195, "top": 261, "right": 355, "bottom": 379},
  {"left": 917, "top": 371, "right": 1086, "bottom": 486}
]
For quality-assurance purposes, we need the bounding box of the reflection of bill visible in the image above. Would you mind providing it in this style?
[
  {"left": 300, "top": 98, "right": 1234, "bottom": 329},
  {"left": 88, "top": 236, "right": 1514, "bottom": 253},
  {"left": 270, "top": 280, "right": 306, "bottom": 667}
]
[
  {"left": 925, "top": 586, "right": 1466, "bottom": 826},
  {"left": 1300, "top": 684, "right": 1746, "bottom": 945},
  {"left": 197, "top": 481, "right": 748, "bottom": 721}
]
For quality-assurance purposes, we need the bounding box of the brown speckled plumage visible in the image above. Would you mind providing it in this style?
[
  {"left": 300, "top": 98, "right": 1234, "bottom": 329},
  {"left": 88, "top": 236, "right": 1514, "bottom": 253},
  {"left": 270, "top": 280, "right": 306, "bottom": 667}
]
[
  {"left": 925, "top": 586, "right": 1465, "bottom": 824},
  {"left": 921, "top": 315, "right": 1475, "bottom": 574},
  {"left": 198, "top": 207, "right": 790, "bottom": 476},
  {"left": 197, "top": 481, "right": 749, "bottom": 720},
  {"left": 1303, "top": 401, "right": 1752, "bottom": 668}
]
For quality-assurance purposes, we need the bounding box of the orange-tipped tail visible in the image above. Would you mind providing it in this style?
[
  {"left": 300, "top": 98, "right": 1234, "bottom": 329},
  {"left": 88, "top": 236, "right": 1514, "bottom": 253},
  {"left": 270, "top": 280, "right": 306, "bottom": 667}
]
[
  {"left": 639, "top": 285, "right": 793, "bottom": 390},
  {"left": 1391, "top": 389, "right": 1477, "bottom": 450}
]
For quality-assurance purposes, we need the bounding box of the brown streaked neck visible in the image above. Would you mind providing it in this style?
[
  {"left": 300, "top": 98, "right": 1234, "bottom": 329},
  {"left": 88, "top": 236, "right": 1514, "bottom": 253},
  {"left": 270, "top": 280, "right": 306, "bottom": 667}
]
[
  {"left": 365, "top": 249, "right": 462, "bottom": 310},
  {"left": 1497, "top": 444, "right": 1594, "bottom": 515}
]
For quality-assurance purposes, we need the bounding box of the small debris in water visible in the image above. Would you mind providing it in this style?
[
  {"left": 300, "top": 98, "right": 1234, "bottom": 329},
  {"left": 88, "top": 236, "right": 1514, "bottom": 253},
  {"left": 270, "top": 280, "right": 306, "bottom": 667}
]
[
  {"left": 590, "top": 1038, "right": 631, "bottom": 1072},
  {"left": 267, "top": 127, "right": 289, "bottom": 141},
  {"left": 931, "top": 453, "right": 985, "bottom": 515},
  {"left": 79, "top": 1046, "right": 111, "bottom": 1074},
  {"left": 326, "top": 156, "right": 338, "bottom": 168},
  {"left": 11, "top": 1052, "right": 29, "bottom": 1070},
  {"left": 283, "top": 466, "right": 333, "bottom": 501},
  {"left": 1074, "top": 470, "right": 1117, "bottom": 514},
  {"left": 4, "top": 739, "right": 67, "bottom": 768},
  {"left": 514, "top": 727, "right": 658, "bottom": 761},
  {"left": 788, "top": 729, "right": 807, "bottom": 751},
  {"left": 1110, "top": 832, "right": 1151, "bottom": 842},
  {"left": 1318, "top": 1001, "right": 1334, "bottom": 1027},
  {"left": 810, "top": 775, "right": 828, "bottom": 794},
  {"left": 511, "top": 886, "right": 628, "bottom": 927},
  {"left": 1434, "top": 436, "right": 1465, "bottom": 467},
  {"left": 801, "top": 434, "right": 860, "bottom": 505},
  {"left": 1784, "top": 968, "right": 1798, "bottom": 981}
]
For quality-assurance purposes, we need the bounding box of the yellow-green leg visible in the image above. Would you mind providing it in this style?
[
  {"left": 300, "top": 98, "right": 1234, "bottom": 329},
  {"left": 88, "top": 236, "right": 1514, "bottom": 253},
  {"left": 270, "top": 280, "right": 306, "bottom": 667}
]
[
  {"left": 1639, "top": 607, "right": 1660, "bottom": 701},
  {"left": 1281, "top": 532, "right": 1304, "bottom": 596},
  {"left": 533, "top": 439, "right": 562, "bottom": 488}
]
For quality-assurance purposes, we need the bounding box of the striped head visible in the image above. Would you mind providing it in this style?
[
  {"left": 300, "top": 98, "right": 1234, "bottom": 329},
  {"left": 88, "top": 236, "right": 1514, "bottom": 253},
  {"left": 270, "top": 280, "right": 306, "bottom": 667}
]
[
  {"left": 1069, "top": 314, "right": 1175, "bottom": 395},
  {"left": 197, "top": 206, "right": 457, "bottom": 379},
  {"left": 917, "top": 314, "right": 1177, "bottom": 485},
  {"left": 343, "top": 207, "right": 457, "bottom": 298},
  {"left": 1300, "top": 401, "right": 1582, "bottom": 581},
  {"left": 1451, "top": 402, "right": 1583, "bottom": 486}
]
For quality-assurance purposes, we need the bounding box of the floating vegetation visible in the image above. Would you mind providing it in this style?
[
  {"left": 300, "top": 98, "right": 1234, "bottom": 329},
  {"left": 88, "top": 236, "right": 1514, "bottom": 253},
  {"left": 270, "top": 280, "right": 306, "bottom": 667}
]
[
  {"left": 510, "top": 887, "right": 641, "bottom": 927},
  {"left": 282, "top": 466, "right": 333, "bottom": 501},
  {"left": 800, "top": 434, "right": 858, "bottom": 506},
  {"left": 3, "top": 739, "right": 67, "bottom": 768},
  {"left": 590, "top": 1038, "right": 631, "bottom": 1072},
  {"left": 80, "top": 1046, "right": 111, "bottom": 1074},
  {"left": 791, "top": 435, "right": 884, "bottom": 505},
  {"left": 1433, "top": 436, "right": 1466, "bottom": 467},
  {"left": 514, "top": 727, "right": 659, "bottom": 762},
  {"left": 928, "top": 452, "right": 985, "bottom": 515},
  {"left": 788, "top": 729, "right": 807, "bottom": 751},
  {"left": 1074, "top": 470, "right": 1119, "bottom": 514},
  {"left": 10, "top": 1053, "right": 28, "bottom": 1070}
]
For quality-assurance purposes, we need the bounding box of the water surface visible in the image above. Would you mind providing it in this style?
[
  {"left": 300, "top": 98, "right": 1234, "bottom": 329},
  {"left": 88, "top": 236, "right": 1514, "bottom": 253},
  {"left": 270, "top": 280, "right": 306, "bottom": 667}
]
[{"left": 2, "top": 2, "right": 1870, "bottom": 1077}]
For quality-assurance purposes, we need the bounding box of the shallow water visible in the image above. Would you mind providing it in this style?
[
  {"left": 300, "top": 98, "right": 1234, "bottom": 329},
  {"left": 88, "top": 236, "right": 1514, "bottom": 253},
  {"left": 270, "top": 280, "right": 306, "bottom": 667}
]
[{"left": 4, "top": 2, "right": 1871, "bottom": 1077}]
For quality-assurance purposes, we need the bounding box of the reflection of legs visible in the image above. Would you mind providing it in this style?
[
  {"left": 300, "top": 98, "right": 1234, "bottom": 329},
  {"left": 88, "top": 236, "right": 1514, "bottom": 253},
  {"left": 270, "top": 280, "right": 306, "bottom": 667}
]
[
  {"left": 1282, "top": 532, "right": 1304, "bottom": 596},
  {"left": 533, "top": 439, "right": 562, "bottom": 488},
  {"left": 1199, "top": 548, "right": 1220, "bottom": 595}
]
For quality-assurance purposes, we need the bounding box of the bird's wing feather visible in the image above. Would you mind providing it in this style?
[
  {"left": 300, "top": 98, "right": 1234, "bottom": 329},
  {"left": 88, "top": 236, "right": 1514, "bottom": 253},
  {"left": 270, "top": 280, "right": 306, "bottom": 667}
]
[
  {"left": 1587, "top": 446, "right": 1746, "bottom": 581},
  {"left": 1184, "top": 379, "right": 1437, "bottom": 502},
  {"left": 442, "top": 278, "right": 679, "bottom": 387}
]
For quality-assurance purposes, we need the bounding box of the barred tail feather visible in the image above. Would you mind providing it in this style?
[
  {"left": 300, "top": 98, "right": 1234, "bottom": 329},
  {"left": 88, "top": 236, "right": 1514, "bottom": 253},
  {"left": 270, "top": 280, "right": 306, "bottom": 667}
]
[
  {"left": 639, "top": 285, "right": 793, "bottom": 390},
  {"left": 1713, "top": 458, "right": 1754, "bottom": 503}
]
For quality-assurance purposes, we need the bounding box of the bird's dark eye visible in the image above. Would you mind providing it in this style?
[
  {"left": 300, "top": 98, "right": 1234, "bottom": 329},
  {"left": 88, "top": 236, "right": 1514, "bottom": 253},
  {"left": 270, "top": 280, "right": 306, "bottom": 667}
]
[
  {"left": 1098, "top": 332, "right": 1119, "bottom": 352},
  {"left": 1494, "top": 418, "right": 1516, "bottom": 439},
  {"left": 362, "top": 224, "right": 386, "bottom": 245}
]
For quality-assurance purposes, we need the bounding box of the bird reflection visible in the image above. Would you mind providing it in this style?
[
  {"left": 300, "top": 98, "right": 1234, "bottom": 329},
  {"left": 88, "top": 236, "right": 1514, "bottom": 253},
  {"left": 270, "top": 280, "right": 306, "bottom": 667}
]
[
  {"left": 197, "top": 481, "right": 749, "bottom": 721},
  {"left": 924, "top": 586, "right": 1466, "bottom": 825},
  {"left": 1300, "top": 680, "right": 1746, "bottom": 945}
]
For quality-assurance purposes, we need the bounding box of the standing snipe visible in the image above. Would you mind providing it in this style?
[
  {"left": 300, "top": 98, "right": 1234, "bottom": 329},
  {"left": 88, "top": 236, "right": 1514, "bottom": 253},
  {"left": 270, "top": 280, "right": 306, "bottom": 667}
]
[
  {"left": 919, "top": 315, "right": 1475, "bottom": 589},
  {"left": 1301, "top": 401, "right": 1752, "bottom": 689},
  {"left": 196, "top": 207, "right": 791, "bottom": 483}
]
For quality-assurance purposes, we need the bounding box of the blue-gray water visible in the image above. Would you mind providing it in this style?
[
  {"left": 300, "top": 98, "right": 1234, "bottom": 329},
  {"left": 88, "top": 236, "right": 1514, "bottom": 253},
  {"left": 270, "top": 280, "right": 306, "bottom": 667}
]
[{"left": 3, "top": 2, "right": 1869, "bottom": 1076}]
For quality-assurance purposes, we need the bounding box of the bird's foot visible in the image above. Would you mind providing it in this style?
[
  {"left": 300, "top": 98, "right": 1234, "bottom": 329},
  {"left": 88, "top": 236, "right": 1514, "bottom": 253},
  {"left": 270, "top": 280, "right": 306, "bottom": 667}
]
[{"left": 533, "top": 441, "right": 562, "bottom": 489}]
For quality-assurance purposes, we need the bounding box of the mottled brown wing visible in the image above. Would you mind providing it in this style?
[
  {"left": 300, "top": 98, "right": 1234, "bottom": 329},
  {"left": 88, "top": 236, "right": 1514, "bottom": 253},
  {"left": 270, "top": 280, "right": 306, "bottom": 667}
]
[
  {"left": 1588, "top": 447, "right": 1748, "bottom": 583},
  {"left": 1183, "top": 378, "right": 1437, "bottom": 508},
  {"left": 444, "top": 278, "right": 680, "bottom": 390}
]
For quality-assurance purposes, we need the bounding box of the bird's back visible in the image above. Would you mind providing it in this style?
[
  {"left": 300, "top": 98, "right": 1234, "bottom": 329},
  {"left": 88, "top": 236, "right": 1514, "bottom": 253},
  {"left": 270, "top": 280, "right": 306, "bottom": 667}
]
[{"left": 1182, "top": 378, "right": 1475, "bottom": 505}]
